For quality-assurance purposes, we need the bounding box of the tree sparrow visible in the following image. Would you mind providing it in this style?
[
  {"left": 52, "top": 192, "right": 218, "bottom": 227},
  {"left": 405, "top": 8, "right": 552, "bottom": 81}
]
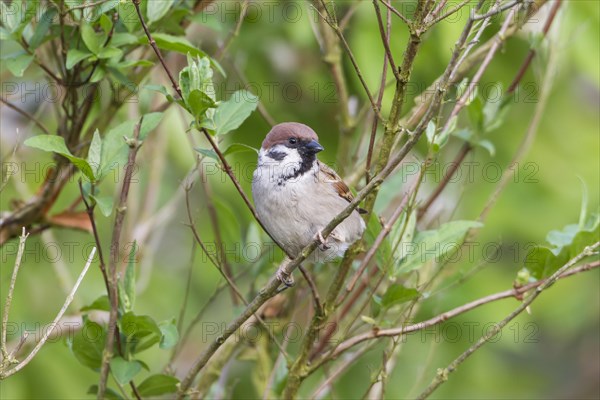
[{"left": 252, "top": 122, "right": 366, "bottom": 284}]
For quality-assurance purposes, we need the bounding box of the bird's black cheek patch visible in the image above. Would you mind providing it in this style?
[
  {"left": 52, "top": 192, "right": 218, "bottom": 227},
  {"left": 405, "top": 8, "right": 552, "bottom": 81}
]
[{"left": 267, "top": 151, "right": 287, "bottom": 161}]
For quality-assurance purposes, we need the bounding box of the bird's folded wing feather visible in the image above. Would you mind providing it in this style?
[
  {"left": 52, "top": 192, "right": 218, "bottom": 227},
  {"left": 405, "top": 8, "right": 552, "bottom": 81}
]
[{"left": 318, "top": 161, "right": 367, "bottom": 214}]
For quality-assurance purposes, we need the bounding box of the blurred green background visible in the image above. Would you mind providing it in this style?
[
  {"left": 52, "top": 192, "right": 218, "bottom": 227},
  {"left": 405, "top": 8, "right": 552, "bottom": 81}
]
[{"left": 1, "top": 0, "right": 598, "bottom": 398}]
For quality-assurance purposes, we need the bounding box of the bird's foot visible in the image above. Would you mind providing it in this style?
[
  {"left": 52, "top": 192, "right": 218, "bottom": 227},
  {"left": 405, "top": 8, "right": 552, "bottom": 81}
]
[
  {"left": 276, "top": 266, "right": 295, "bottom": 292},
  {"left": 316, "top": 230, "right": 331, "bottom": 251}
]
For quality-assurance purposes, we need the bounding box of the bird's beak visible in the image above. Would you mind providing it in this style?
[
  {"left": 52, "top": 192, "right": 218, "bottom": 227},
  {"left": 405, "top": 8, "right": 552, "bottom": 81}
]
[{"left": 304, "top": 139, "right": 324, "bottom": 154}]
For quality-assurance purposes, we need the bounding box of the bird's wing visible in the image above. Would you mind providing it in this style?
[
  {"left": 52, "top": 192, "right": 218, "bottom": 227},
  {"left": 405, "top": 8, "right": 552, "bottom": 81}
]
[{"left": 318, "top": 161, "right": 367, "bottom": 214}]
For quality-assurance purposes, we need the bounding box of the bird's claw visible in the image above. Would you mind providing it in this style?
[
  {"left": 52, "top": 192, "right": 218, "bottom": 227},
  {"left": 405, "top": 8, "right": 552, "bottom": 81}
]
[
  {"left": 276, "top": 268, "right": 294, "bottom": 291},
  {"left": 316, "top": 230, "right": 331, "bottom": 251}
]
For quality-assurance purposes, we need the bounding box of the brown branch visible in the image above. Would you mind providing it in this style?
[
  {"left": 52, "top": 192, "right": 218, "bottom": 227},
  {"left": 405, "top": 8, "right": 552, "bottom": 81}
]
[
  {"left": 418, "top": 142, "right": 471, "bottom": 218},
  {"left": 379, "top": 0, "right": 412, "bottom": 26},
  {"left": 416, "top": 248, "right": 600, "bottom": 399},
  {"left": 373, "top": 0, "right": 401, "bottom": 81},
  {"left": 299, "top": 265, "right": 323, "bottom": 314},
  {"left": 507, "top": 0, "right": 562, "bottom": 93},
  {"left": 79, "top": 181, "right": 110, "bottom": 294},
  {"left": 97, "top": 118, "right": 143, "bottom": 399},
  {"left": 132, "top": 0, "right": 182, "bottom": 98},
  {"left": 323, "top": 259, "right": 600, "bottom": 363}
]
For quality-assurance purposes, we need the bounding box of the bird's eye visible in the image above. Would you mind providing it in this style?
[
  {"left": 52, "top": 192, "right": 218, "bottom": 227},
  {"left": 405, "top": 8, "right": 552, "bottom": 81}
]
[{"left": 288, "top": 137, "right": 297, "bottom": 145}]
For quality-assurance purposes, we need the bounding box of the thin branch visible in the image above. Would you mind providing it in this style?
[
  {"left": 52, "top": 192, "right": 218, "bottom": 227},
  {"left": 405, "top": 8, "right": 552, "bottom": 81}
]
[
  {"left": 1, "top": 247, "right": 96, "bottom": 378},
  {"left": 373, "top": 0, "right": 401, "bottom": 81},
  {"left": 131, "top": 0, "right": 182, "bottom": 98},
  {"left": 379, "top": 0, "right": 412, "bottom": 26},
  {"left": 299, "top": 265, "right": 323, "bottom": 314},
  {"left": 366, "top": 4, "right": 391, "bottom": 182},
  {"left": 178, "top": 84, "right": 439, "bottom": 395},
  {"left": 79, "top": 180, "right": 110, "bottom": 294},
  {"left": 324, "top": 259, "right": 600, "bottom": 362},
  {"left": 215, "top": 0, "right": 249, "bottom": 60},
  {"left": 184, "top": 182, "right": 290, "bottom": 359},
  {"left": 418, "top": 142, "right": 471, "bottom": 218},
  {"left": 507, "top": 0, "right": 562, "bottom": 93},
  {"left": 416, "top": 245, "right": 600, "bottom": 399},
  {"left": 0, "top": 98, "right": 51, "bottom": 135},
  {"left": 313, "top": 0, "right": 384, "bottom": 122},
  {"left": 427, "top": 0, "right": 473, "bottom": 26},
  {"left": 473, "top": 0, "right": 523, "bottom": 21},
  {"left": 478, "top": 19, "right": 558, "bottom": 224},
  {"left": 60, "top": 0, "right": 112, "bottom": 14},
  {"left": 97, "top": 118, "right": 143, "bottom": 399},
  {"left": 1, "top": 228, "right": 28, "bottom": 361}
]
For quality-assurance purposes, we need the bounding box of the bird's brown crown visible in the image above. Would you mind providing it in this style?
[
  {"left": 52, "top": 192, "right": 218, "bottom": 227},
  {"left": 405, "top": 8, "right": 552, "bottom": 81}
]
[{"left": 262, "top": 122, "right": 319, "bottom": 149}]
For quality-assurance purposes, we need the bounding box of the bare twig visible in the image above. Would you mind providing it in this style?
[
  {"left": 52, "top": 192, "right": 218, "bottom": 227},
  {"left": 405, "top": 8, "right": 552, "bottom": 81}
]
[
  {"left": 299, "top": 265, "right": 323, "bottom": 314},
  {"left": 478, "top": 19, "right": 559, "bottom": 224},
  {"left": 373, "top": 0, "right": 401, "bottom": 81},
  {"left": 322, "top": 259, "right": 600, "bottom": 363},
  {"left": 1, "top": 228, "right": 29, "bottom": 361},
  {"left": 1, "top": 247, "right": 96, "bottom": 378},
  {"left": 366, "top": 4, "right": 391, "bottom": 182},
  {"left": 132, "top": 0, "right": 181, "bottom": 98},
  {"left": 379, "top": 0, "right": 412, "bottom": 26},
  {"left": 416, "top": 245, "right": 600, "bottom": 399},
  {"left": 97, "top": 118, "right": 143, "bottom": 399},
  {"left": 215, "top": 0, "right": 249, "bottom": 60},
  {"left": 0, "top": 98, "right": 51, "bottom": 136}
]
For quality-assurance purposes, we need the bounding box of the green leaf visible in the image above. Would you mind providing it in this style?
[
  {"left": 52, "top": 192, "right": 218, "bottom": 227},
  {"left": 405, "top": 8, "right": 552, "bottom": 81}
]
[
  {"left": 97, "top": 46, "right": 123, "bottom": 60},
  {"left": 140, "top": 112, "right": 164, "bottom": 140},
  {"left": 111, "top": 32, "right": 139, "bottom": 47},
  {"left": 425, "top": 121, "right": 436, "bottom": 145},
  {"left": 90, "top": 194, "right": 113, "bottom": 217},
  {"left": 187, "top": 89, "right": 217, "bottom": 120},
  {"left": 81, "top": 23, "right": 106, "bottom": 55},
  {"left": 145, "top": 33, "right": 207, "bottom": 58},
  {"left": 118, "top": 2, "right": 141, "bottom": 32},
  {"left": 224, "top": 143, "right": 259, "bottom": 156},
  {"left": 88, "top": 130, "right": 102, "bottom": 177},
  {"left": 523, "top": 246, "right": 568, "bottom": 280},
  {"left": 521, "top": 216, "right": 599, "bottom": 280},
  {"left": 5, "top": 54, "right": 34, "bottom": 77},
  {"left": 66, "top": 49, "right": 93, "bottom": 69},
  {"left": 137, "top": 374, "right": 179, "bottom": 397},
  {"left": 124, "top": 241, "right": 137, "bottom": 311},
  {"left": 99, "top": 126, "right": 129, "bottom": 178},
  {"left": 89, "top": 66, "right": 106, "bottom": 83},
  {"left": 158, "top": 320, "right": 179, "bottom": 349},
  {"left": 114, "top": 59, "right": 154, "bottom": 68},
  {"left": 396, "top": 220, "right": 483, "bottom": 274},
  {"left": 214, "top": 90, "right": 258, "bottom": 135},
  {"left": 80, "top": 295, "right": 110, "bottom": 312},
  {"left": 87, "top": 385, "right": 123, "bottom": 400},
  {"left": 476, "top": 139, "right": 495, "bottom": 156},
  {"left": 29, "top": 7, "right": 57, "bottom": 49},
  {"left": 194, "top": 147, "right": 218, "bottom": 160},
  {"left": 71, "top": 319, "right": 106, "bottom": 369},
  {"left": 24, "top": 136, "right": 95, "bottom": 181},
  {"left": 110, "top": 357, "right": 142, "bottom": 385},
  {"left": 381, "top": 284, "right": 420, "bottom": 308},
  {"left": 120, "top": 312, "right": 162, "bottom": 354},
  {"left": 147, "top": 0, "right": 174, "bottom": 24}
]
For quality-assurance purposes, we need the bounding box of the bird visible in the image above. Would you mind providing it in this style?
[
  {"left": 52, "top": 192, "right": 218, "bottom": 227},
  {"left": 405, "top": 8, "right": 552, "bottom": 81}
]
[{"left": 252, "top": 122, "right": 366, "bottom": 286}]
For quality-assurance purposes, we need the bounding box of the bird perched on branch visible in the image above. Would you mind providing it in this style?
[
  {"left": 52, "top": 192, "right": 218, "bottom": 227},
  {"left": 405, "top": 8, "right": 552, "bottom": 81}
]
[{"left": 252, "top": 122, "right": 366, "bottom": 286}]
